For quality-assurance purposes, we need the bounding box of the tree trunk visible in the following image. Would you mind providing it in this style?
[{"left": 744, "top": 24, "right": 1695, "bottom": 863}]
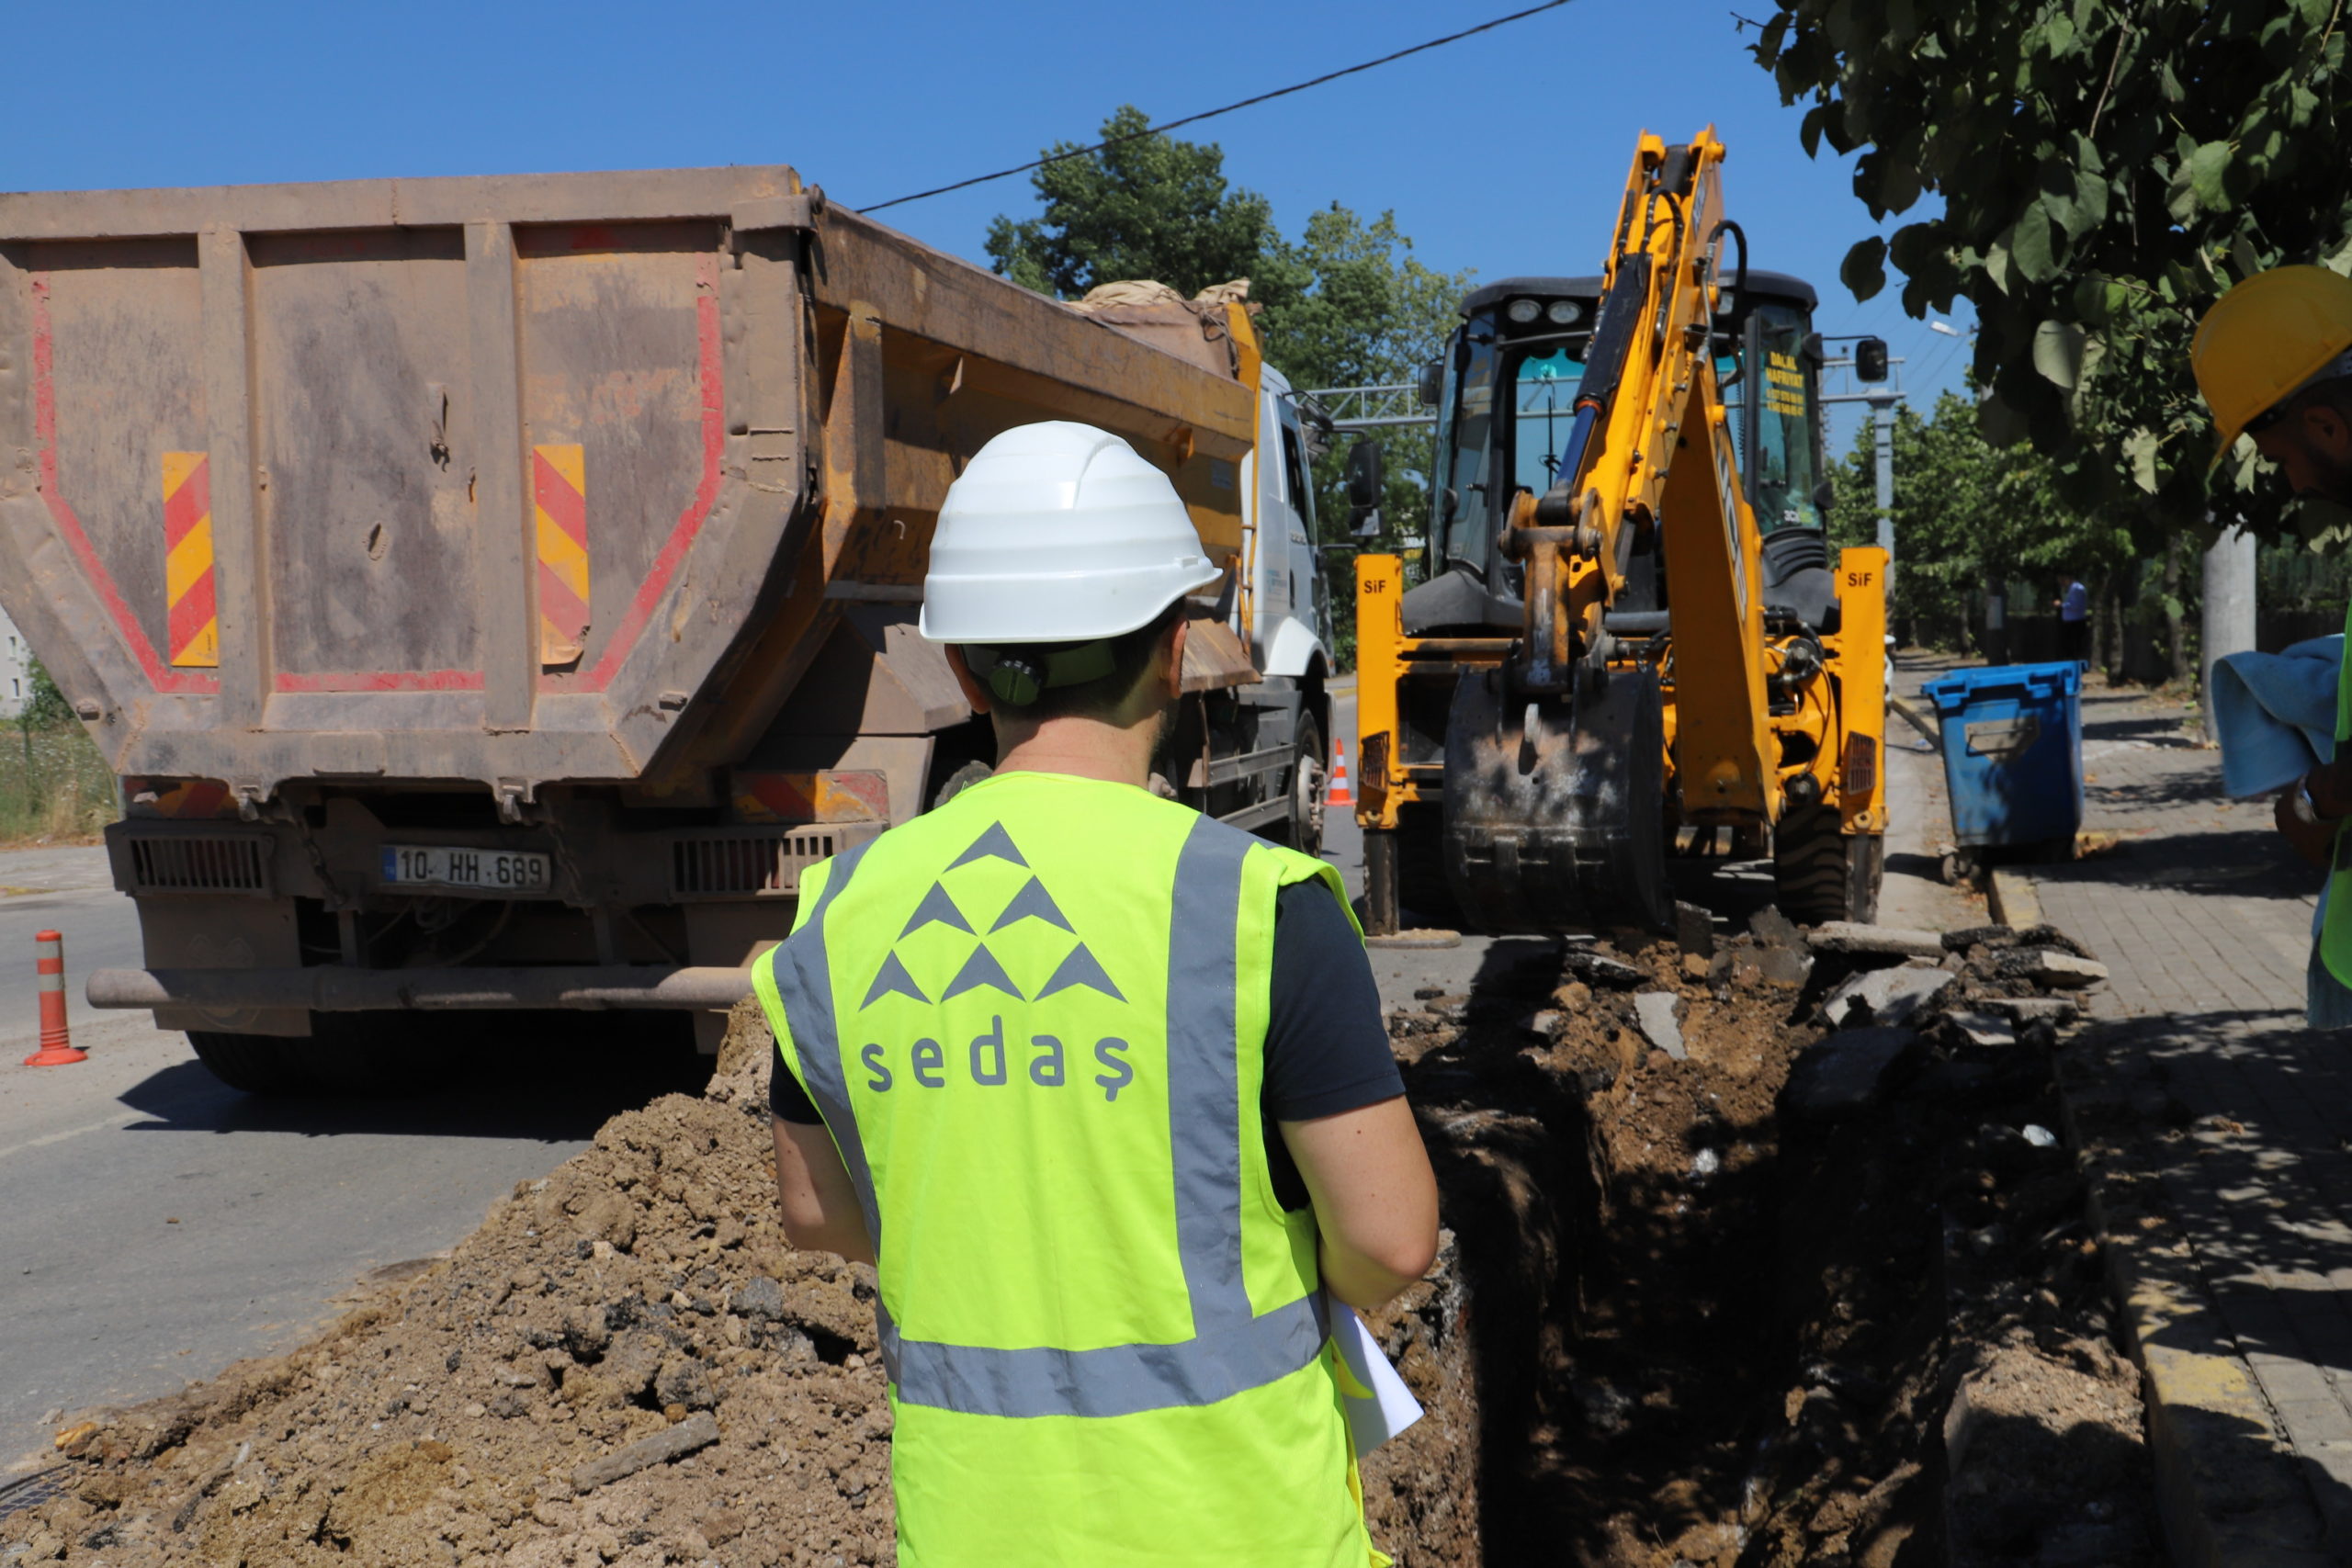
[{"left": 2093, "top": 574, "right": 2117, "bottom": 681}]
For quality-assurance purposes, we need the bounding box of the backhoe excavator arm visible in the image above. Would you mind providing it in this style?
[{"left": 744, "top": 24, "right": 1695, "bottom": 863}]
[{"left": 1509, "top": 129, "right": 1775, "bottom": 818}]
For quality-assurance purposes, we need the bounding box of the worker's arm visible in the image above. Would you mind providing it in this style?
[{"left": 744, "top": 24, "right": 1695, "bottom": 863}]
[
  {"left": 1280, "top": 1095, "right": 1440, "bottom": 1311},
  {"left": 771, "top": 1116, "right": 876, "bottom": 1266}
]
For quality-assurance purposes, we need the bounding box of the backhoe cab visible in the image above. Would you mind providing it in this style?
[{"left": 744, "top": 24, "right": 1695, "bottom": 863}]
[{"left": 1354, "top": 129, "right": 1887, "bottom": 936}]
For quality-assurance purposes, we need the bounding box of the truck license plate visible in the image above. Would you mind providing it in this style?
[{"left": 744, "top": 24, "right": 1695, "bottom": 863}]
[{"left": 380, "top": 845, "right": 551, "bottom": 893}]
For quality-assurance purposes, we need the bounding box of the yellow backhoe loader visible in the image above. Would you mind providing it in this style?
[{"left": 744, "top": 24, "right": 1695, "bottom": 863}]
[{"left": 1352, "top": 128, "right": 1888, "bottom": 935}]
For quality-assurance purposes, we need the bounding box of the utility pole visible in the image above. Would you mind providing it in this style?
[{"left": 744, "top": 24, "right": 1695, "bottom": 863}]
[
  {"left": 2200, "top": 522, "right": 2257, "bottom": 740},
  {"left": 1871, "top": 394, "right": 1898, "bottom": 611}
]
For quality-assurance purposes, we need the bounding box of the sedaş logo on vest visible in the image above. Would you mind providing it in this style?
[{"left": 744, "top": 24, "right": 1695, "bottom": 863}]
[{"left": 856, "top": 822, "right": 1136, "bottom": 1102}]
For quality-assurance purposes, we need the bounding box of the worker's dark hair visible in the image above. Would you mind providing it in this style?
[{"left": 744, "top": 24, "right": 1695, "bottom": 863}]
[{"left": 961, "top": 600, "right": 1187, "bottom": 723}]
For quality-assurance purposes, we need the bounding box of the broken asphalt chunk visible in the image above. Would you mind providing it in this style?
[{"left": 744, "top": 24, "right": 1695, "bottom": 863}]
[
  {"left": 2019, "top": 951, "right": 2108, "bottom": 989},
  {"left": 1976, "top": 996, "right": 2078, "bottom": 1024},
  {"left": 1563, "top": 950, "right": 1647, "bottom": 990},
  {"left": 1807, "top": 921, "right": 1945, "bottom": 959},
  {"left": 1821, "top": 963, "right": 1955, "bottom": 1028},
  {"left": 1634, "top": 992, "right": 1686, "bottom": 1060},
  {"left": 1781, "top": 1027, "right": 1920, "bottom": 1121},
  {"left": 1942, "top": 1010, "right": 2018, "bottom": 1048},
  {"left": 571, "top": 1409, "right": 719, "bottom": 1492}
]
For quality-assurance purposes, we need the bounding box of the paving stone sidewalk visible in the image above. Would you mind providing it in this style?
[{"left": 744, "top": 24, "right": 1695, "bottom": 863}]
[{"left": 1958, "top": 663, "right": 2352, "bottom": 1565}]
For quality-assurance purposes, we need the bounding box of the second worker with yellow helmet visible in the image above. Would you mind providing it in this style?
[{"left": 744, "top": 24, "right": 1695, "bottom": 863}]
[{"left": 2194, "top": 265, "right": 2352, "bottom": 996}]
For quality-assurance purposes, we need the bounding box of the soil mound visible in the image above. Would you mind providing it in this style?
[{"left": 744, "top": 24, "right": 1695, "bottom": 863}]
[{"left": 2, "top": 919, "right": 2145, "bottom": 1567}]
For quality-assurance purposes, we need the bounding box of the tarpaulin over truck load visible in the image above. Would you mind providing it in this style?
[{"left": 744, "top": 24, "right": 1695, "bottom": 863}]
[{"left": 0, "top": 167, "right": 1260, "bottom": 807}]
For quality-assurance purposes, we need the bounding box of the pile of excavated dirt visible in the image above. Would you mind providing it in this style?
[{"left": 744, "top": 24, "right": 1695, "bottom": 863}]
[
  {"left": 0, "top": 998, "right": 1476, "bottom": 1568},
  {"left": 1, "top": 915, "right": 2149, "bottom": 1568},
  {"left": 1393, "top": 916, "right": 2156, "bottom": 1568}
]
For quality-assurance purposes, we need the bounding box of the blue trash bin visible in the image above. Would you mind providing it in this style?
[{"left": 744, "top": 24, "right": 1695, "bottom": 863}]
[{"left": 1919, "top": 662, "right": 2085, "bottom": 852}]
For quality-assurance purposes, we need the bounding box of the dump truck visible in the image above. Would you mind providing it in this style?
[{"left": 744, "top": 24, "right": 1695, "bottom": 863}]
[
  {"left": 1351, "top": 129, "right": 1887, "bottom": 935},
  {"left": 0, "top": 165, "right": 1335, "bottom": 1091}
]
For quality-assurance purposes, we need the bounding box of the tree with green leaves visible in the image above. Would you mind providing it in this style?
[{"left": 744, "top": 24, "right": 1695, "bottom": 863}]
[
  {"left": 986, "top": 113, "right": 1469, "bottom": 666},
  {"left": 984, "top": 107, "right": 1282, "bottom": 300},
  {"left": 1830, "top": 391, "right": 2138, "bottom": 656},
  {"left": 1753, "top": 0, "right": 2352, "bottom": 536}
]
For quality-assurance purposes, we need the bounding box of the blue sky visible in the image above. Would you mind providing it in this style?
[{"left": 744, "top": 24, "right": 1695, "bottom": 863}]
[{"left": 5, "top": 0, "right": 1973, "bottom": 449}]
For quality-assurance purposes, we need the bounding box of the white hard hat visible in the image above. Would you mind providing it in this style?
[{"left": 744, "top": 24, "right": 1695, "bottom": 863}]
[{"left": 920, "top": 422, "right": 1221, "bottom": 645}]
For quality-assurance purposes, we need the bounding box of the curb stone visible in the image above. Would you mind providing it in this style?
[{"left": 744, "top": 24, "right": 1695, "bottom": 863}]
[
  {"left": 1889, "top": 693, "right": 1940, "bottom": 746},
  {"left": 1988, "top": 867, "right": 2044, "bottom": 931},
  {"left": 2056, "top": 1080, "right": 2338, "bottom": 1566}
]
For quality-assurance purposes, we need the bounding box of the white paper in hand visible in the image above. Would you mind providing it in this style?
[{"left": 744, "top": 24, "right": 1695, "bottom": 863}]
[{"left": 1327, "top": 1292, "right": 1424, "bottom": 1453}]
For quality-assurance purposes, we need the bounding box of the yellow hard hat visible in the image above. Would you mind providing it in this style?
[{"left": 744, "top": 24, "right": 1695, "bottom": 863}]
[{"left": 2192, "top": 265, "right": 2352, "bottom": 466}]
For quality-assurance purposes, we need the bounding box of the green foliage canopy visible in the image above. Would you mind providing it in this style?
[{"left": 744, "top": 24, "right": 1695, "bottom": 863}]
[
  {"left": 1829, "top": 391, "right": 2130, "bottom": 632},
  {"left": 985, "top": 109, "right": 1471, "bottom": 664},
  {"left": 1753, "top": 0, "right": 2352, "bottom": 534},
  {"left": 983, "top": 106, "right": 1280, "bottom": 300},
  {"left": 20, "top": 659, "right": 70, "bottom": 729}
]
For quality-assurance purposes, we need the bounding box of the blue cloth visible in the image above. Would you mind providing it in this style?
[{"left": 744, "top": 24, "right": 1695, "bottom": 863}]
[
  {"left": 2209, "top": 635, "right": 2352, "bottom": 1029},
  {"left": 2060, "top": 581, "right": 2089, "bottom": 623},
  {"left": 2210, "top": 636, "right": 2341, "bottom": 798}
]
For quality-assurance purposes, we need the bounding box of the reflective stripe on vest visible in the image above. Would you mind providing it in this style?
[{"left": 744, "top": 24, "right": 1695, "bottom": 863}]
[{"left": 769, "top": 811, "right": 1327, "bottom": 1421}]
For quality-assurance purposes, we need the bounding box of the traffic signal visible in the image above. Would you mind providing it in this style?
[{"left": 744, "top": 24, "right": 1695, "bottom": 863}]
[{"left": 1854, "top": 336, "right": 1889, "bottom": 383}]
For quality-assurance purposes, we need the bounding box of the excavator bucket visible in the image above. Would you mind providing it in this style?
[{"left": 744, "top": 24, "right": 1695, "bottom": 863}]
[{"left": 1441, "top": 669, "right": 1671, "bottom": 934}]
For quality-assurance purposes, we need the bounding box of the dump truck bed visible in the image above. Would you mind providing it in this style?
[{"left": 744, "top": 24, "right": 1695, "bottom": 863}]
[{"left": 0, "top": 166, "right": 1257, "bottom": 807}]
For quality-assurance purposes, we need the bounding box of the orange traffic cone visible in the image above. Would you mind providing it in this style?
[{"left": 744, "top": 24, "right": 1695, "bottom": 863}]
[
  {"left": 24, "top": 930, "right": 86, "bottom": 1067},
  {"left": 1326, "top": 738, "right": 1355, "bottom": 808}
]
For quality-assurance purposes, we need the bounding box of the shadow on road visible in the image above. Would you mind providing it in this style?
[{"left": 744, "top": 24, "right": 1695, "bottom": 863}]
[
  {"left": 114, "top": 1021, "right": 714, "bottom": 1142},
  {"left": 2041, "top": 829, "right": 2312, "bottom": 902}
]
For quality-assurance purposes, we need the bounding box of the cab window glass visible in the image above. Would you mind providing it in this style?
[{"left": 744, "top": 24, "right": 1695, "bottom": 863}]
[
  {"left": 1748, "top": 301, "right": 1823, "bottom": 535},
  {"left": 1434, "top": 330, "right": 1498, "bottom": 570},
  {"left": 1279, "top": 423, "right": 1311, "bottom": 538},
  {"left": 1511, "top": 346, "right": 1585, "bottom": 493}
]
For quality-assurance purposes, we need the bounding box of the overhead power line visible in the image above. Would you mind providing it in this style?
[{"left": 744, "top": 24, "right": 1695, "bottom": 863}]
[{"left": 862, "top": 0, "right": 1576, "bottom": 214}]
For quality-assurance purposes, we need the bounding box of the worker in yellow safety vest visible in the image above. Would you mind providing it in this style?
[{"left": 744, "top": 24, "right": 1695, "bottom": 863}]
[
  {"left": 753, "top": 420, "right": 1441, "bottom": 1567},
  {"left": 2195, "top": 266, "right": 2352, "bottom": 983}
]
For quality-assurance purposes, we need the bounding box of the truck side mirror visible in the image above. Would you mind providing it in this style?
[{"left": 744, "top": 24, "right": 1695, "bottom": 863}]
[
  {"left": 1854, "top": 336, "right": 1889, "bottom": 383},
  {"left": 1346, "top": 439, "right": 1385, "bottom": 511},
  {"left": 1418, "top": 358, "right": 1443, "bottom": 407}
]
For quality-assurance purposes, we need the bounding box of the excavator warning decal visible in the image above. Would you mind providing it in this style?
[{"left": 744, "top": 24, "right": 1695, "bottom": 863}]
[
  {"left": 162, "top": 453, "right": 219, "bottom": 668},
  {"left": 534, "top": 445, "right": 590, "bottom": 667},
  {"left": 1713, "top": 435, "right": 1747, "bottom": 619},
  {"left": 1763, "top": 350, "right": 1807, "bottom": 417}
]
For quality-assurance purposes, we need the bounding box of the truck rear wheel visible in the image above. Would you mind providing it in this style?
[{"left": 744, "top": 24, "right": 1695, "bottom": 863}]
[
  {"left": 187, "top": 1032, "right": 315, "bottom": 1096},
  {"left": 1772, "top": 799, "right": 1883, "bottom": 925},
  {"left": 1284, "top": 711, "right": 1327, "bottom": 858}
]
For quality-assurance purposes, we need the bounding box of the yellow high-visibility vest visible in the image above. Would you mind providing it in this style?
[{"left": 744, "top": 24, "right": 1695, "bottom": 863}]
[{"left": 753, "top": 771, "right": 1380, "bottom": 1568}]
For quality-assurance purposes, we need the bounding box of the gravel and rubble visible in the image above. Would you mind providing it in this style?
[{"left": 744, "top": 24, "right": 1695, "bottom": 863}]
[
  {"left": 0, "top": 999, "right": 1477, "bottom": 1568},
  {"left": 1390, "top": 915, "right": 2157, "bottom": 1567},
  {"left": 2, "top": 914, "right": 2150, "bottom": 1567}
]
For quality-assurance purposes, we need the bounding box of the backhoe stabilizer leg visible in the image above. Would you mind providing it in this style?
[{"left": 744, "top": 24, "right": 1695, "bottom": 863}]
[{"left": 1440, "top": 669, "right": 1671, "bottom": 934}]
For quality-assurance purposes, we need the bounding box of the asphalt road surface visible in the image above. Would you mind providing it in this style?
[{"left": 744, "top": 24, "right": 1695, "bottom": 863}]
[{"left": 0, "top": 848, "right": 703, "bottom": 1473}]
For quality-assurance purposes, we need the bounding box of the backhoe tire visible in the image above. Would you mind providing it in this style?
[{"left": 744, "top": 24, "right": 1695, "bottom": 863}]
[
  {"left": 1283, "top": 711, "right": 1327, "bottom": 858},
  {"left": 187, "top": 1032, "right": 315, "bottom": 1096},
  {"left": 1772, "top": 799, "right": 1884, "bottom": 925},
  {"left": 1396, "top": 802, "right": 1462, "bottom": 930}
]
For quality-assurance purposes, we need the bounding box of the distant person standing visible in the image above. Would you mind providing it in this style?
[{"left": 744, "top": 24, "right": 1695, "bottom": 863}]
[{"left": 2055, "top": 571, "right": 2089, "bottom": 664}]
